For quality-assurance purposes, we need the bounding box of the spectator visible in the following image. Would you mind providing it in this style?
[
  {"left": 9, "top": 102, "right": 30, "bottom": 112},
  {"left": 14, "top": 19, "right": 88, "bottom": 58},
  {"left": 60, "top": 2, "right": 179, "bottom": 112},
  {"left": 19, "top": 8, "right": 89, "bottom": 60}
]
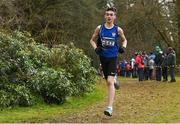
[
  {"left": 161, "top": 52, "right": 168, "bottom": 82},
  {"left": 135, "top": 51, "right": 144, "bottom": 81},
  {"left": 98, "top": 63, "right": 104, "bottom": 78},
  {"left": 120, "top": 60, "right": 126, "bottom": 77},
  {"left": 142, "top": 51, "right": 149, "bottom": 80},
  {"left": 149, "top": 52, "right": 156, "bottom": 60},
  {"left": 125, "top": 62, "right": 131, "bottom": 77},
  {"left": 116, "top": 62, "right": 121, "bottom": 76},
  {"left": 148, "top": 57, "right": 155, "bottom": 80},
  {"left": 167, "top": 47, "right": 176, "bottom": 82},
  {"left": 131, "top": 53, "right": 138, "bottom": 78},
  {"left": 154, "top": 46, "right": 163, "bottom": 81}
]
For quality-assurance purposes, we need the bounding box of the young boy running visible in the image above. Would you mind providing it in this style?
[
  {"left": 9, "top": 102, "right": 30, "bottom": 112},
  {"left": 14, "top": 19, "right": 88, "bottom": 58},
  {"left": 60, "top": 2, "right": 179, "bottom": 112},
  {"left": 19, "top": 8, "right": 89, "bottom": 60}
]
[{"left": 90, "top": 7, "right": 127, "bottom": 116}]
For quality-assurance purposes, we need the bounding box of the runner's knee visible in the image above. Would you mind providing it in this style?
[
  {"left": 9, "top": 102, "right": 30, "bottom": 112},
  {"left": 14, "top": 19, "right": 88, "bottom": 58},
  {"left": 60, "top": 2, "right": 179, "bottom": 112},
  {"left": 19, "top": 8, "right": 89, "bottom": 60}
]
[{"left": 107, "top": 76, "right": 114, "bottom": 85}]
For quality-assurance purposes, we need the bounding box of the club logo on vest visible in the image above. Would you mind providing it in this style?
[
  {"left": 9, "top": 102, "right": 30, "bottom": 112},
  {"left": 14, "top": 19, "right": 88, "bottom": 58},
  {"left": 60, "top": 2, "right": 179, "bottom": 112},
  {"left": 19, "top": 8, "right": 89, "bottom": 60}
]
[{"left": 112, "top": 32, "right": 116, "bottom": 37}]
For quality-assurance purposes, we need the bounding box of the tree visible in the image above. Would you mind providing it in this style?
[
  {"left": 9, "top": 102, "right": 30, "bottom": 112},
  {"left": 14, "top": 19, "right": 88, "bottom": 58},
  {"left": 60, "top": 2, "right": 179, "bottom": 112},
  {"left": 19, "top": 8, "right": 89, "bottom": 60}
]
[
  {"left": 114, "top": 0, "right": 179, "bottom": 63},
  {"left": 176, "top": 0, "right": 180, "bottom": 63},
  {"left": 0, "top": 0, "right": 179, "bottom": 65}
]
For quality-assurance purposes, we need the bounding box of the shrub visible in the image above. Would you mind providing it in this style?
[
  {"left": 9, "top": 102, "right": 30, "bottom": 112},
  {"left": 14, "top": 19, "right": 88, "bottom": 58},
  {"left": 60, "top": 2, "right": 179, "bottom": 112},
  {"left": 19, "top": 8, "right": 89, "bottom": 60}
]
[
  {"left": 66, "top": 46, "right": 97, "bottom": 96},
  {"left": 0, "top": 30, "right": 97, "bottom": 107},
  {"left": 30, "top": 67, "right": 72, "bottom": 104},
  {"left": 49, "top": 44, "right": 97, "bottom": 96},
  {"left": 0, "top": 77, "right": 33, "bottom": 108},
  {"left": 0, "top": 30, "right": 51, "bottom": 84}
]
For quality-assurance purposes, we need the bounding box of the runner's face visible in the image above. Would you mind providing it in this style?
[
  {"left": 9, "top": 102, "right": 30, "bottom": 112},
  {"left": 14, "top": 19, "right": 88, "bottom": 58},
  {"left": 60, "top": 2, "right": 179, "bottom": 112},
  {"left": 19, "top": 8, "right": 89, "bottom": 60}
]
[{"left": 104, "top": 11, "right": 116, "bottom": 23}]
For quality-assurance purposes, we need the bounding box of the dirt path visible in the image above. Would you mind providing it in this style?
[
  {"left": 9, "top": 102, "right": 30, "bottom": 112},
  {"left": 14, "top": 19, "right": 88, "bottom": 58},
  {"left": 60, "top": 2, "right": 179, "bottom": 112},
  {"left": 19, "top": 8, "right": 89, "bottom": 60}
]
[{"left": 52, "top": 79, "right": 180, "bottom": 123}]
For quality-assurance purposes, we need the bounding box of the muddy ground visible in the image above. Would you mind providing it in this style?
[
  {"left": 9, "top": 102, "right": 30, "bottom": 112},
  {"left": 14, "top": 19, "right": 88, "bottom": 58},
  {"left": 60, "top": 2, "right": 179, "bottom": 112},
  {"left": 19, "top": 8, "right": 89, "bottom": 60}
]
[{"left": 51, "top": 79, "right": 180, "bottom": 123}]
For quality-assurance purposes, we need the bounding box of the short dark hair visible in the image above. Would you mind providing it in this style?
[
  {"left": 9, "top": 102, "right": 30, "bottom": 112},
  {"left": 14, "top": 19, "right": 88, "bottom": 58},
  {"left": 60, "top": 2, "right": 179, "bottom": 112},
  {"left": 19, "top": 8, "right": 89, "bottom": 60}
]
[
  {"left": 168, "top": 47, "right": 173, "bottom": 52},
  {"left": 105, "top": 7, "right": 117, "bottom": 13}
]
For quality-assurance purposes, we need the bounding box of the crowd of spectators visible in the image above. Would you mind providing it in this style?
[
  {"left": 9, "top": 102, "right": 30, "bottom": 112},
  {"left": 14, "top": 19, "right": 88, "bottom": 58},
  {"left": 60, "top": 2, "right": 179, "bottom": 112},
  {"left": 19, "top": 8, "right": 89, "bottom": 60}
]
[{"left": 98, "top": 46, "right": 177, "bottom": 82}]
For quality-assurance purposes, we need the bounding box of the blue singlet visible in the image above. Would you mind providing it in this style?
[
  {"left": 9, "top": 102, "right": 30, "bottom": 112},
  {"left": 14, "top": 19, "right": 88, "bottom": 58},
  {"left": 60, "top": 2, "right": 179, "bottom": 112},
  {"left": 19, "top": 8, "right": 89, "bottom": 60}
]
[{"left": 98, "top": 24, "right": 119, "bottom": 57}]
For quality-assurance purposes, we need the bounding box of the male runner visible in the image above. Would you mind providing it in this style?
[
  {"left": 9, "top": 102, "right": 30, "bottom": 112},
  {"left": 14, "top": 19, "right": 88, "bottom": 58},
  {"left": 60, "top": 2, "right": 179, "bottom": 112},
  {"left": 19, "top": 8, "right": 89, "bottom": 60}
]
[{"left": 90, "top": 7, "right": 127, "bottom": 116}]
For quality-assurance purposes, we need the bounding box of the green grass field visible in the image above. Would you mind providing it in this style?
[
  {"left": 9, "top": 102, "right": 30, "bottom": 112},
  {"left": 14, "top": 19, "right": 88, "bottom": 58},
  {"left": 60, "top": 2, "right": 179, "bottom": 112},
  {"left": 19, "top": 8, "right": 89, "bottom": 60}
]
[
  {"left": 0, "top": 77, "right": 180, "bottom": 123},
  {"left": 0, "top": 83, "right": 106, "bottom": 123}
]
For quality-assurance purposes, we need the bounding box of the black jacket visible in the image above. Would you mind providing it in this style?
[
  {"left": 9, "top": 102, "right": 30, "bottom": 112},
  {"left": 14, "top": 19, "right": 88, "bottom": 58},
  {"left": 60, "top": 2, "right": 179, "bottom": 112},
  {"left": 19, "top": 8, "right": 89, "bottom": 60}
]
[
  {"left": 154, "top": 53, "right": 163, "bottom": 66},
  {"left": 167, "top": 52, "right": 176, "bottom": 66}
]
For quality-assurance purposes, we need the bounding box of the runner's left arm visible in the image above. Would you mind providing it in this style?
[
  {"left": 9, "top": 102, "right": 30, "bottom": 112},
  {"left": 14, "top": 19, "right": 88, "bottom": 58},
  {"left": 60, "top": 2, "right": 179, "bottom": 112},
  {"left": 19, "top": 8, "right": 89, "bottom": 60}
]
[{"left": 118, "top": 27, "right": 127, "bottom": 48}]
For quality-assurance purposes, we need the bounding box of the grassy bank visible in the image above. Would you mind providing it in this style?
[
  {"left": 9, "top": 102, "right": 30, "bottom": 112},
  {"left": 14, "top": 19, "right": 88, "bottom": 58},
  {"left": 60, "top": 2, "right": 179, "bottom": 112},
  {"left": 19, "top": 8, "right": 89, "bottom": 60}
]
[{"left": 0, "top": 82, "right": 106, "bottom": 123}]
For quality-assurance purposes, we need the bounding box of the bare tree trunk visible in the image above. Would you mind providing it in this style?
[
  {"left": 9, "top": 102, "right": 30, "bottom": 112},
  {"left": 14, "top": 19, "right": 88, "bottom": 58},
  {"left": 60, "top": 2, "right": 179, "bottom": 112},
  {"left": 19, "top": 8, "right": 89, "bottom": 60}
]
[
  {"left": 177, "top": 0, "right": 180, "bottom": 42},
  {"left": 151, "top": 20, "right": 171, "bottom": 46},
  {"left": 176, "top": 0, "right": 180, "bottom": 64}
]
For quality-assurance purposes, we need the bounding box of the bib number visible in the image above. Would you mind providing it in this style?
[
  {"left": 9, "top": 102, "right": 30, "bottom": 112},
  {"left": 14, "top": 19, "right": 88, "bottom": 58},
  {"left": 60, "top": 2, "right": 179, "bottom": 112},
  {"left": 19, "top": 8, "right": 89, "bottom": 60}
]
[{"left": 102, "top": 39, "right": 115, "bottom": 47}]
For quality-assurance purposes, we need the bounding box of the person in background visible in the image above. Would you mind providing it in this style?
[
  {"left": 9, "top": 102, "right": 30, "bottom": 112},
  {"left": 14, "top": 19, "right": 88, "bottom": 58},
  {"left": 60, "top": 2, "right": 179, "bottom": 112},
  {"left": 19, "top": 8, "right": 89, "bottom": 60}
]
[
  {"left": 116, "top": 61, "right": 121, "bottom": 76},
  {"left": 121, "top": 60, "right": 126, "bottom": 77},
  {"left": 142, "top": 51, "right": 149, "bottom": 80},
  {"left": 148, "top": 53, "right": 155, "bottom": 80},
  {"left": 125, "top": 62, "right": 131, "bottom": 77},
  {"left": 130, "top": 56, "right": 136, "bottom": 78},
  {"left": 135, "top": 51, "right": 144, "bottom": 81},
  {"left": 98, "top": 63, "right": 105, "bottom": 78},
  {"left": 154, "top": 46, "right": 163, "bottom": 81},
  {"left": 161, "top": 52, "right": 168, "bottom": 82},
  {"left": 167, "top": 47, "right": 176, "bottom": 82},
  {"left": 149, "top": 52, "right": 156, "bottom": 60}
]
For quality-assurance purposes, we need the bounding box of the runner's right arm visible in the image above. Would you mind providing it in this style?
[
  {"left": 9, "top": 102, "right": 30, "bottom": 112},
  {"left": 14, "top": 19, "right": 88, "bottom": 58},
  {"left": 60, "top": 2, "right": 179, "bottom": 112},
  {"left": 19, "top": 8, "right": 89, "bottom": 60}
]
[{"left": 90, "top": 25, "right": 101, "bottom": 50}]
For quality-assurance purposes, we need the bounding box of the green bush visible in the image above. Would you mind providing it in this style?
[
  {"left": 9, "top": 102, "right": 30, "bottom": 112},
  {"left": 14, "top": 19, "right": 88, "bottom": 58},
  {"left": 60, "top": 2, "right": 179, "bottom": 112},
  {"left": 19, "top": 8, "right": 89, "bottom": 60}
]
[
  {"left": 65, "top": 46, "right": 97, "bottom": 96},
  {"left": 0, "top": 30, "right": 51, "bottom": 83},
  {"left": 0, "top": 77, "right": 33, "bottom": 108},
  {"left": 48, "top": 44, "right": 97, "bottom": 96},
  {"left": 0, "top": 30, "right": 97, "bottom": 108},
  {"left": 0, "top": 31, "right": 35, "bottom": 83},
  {"left": 30, "top": 67, "right": 72, "bottom": 104}
]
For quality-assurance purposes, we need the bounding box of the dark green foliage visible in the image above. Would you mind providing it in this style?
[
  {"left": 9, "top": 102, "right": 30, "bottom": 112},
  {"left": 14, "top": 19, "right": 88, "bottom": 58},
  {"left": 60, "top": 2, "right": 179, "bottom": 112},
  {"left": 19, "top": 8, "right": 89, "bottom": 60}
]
[
  {"left": 65, "top": 45, "right": 97, "bottom": 96},
  {"left": 48, "top": 44, "right": 97, "bottom": 96},
  {"left": 0, "top": 0, "right": 179, "bottom": 64},
  {"left": 0, "top": 0, "right": 104, "bottom": 67},
  {"left": 0, "top": 30, "right": 97, "bottom": 108},
  {"left": 0, "top": 0, "right": 103, "bottom": 46},
  {"left": 0, "top": 77, "right": 33, "bottom": 108},
  {"left": 30, "top": 67, "right": 72, "bottom": 104},
  {"left": 0, "top": 31, "right": 48, "bottom": 84}
]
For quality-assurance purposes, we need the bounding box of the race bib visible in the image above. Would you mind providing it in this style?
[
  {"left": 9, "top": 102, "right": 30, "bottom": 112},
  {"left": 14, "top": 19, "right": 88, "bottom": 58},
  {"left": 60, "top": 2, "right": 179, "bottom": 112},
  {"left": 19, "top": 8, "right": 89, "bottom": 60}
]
[{"left": 101, "top": 37, "right": 115, "bottom": 47}]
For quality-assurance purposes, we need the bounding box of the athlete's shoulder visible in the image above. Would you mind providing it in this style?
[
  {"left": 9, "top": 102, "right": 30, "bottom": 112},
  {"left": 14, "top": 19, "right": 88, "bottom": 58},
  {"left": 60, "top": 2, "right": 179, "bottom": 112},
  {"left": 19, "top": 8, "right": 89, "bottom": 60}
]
[
  {"left": 97, "top": 25, "right": 101, "bottom": 29},
  {"left": 94, "top": 25, "right": 103, "bottom": 34},
  {"left": 95, "top": 25, "right": 101, "bottom": 31},
  {"left": 117, "top": 26, "right": 123, "bottom": 31},
  {"left": 93, "top": 25, "right": 102, "bottom": 35},
  {"left": 117, "top": 26, "right": 124, "bottom": 34}
]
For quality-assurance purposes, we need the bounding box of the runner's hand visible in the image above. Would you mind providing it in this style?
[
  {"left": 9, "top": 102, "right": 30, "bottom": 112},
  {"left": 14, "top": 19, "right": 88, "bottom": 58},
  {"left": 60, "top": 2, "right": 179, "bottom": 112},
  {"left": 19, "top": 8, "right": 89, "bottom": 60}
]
[
  {"left": 95, "top": 46, "right": 102, "bottom": 54},
  {"left": 118, "top": 47, "right": 126, "bottom": 54}
]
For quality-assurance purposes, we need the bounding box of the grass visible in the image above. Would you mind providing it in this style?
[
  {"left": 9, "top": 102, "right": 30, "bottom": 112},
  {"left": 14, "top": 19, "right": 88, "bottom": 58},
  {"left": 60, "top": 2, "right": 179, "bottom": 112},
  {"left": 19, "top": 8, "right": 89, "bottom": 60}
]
[
  {"left": 0, "top": 82, "right": 106, "bottom": 123},
  {"left": 55, "top": 76, "right": 180, "bottom": 123},
  {"left": 150, "top": 77, "right": 180, "bottom": 122},
  {"left": 114, "top": 76, "right": 180, "bottom": 123},
  {"left": 0, "top": 77, "right": 180, "bottom": 123}
]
